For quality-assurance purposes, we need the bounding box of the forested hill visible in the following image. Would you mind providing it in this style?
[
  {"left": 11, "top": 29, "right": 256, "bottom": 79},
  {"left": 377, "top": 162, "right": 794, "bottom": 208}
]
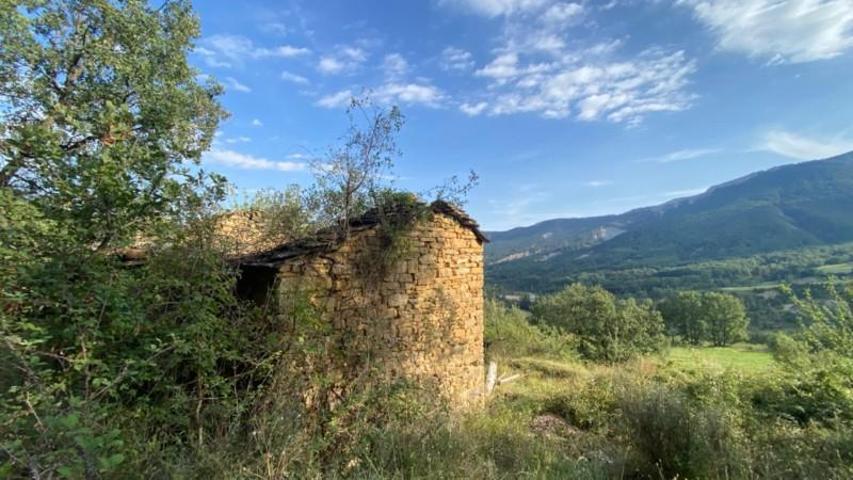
[{"left": 487, "top": 151, "right": 853, "bottom": 291}]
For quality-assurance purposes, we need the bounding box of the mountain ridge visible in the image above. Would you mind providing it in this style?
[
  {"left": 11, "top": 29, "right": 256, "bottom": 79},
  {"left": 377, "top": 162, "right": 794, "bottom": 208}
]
[{"left": 486, "top": 151, "right": 853, "bottom": 290}]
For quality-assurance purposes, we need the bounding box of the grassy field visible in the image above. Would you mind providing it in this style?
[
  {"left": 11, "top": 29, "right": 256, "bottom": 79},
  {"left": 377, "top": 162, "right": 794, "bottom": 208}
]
[
  {"left": 816, "top": 262, "right": 853, "bottom": 275},
  {"left": 664, "top": 343, "right": 776, "bottom": 373}
]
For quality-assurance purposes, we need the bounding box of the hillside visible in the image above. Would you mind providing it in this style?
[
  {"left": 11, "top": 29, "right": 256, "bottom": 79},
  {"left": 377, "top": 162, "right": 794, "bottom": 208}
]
[{"left": 487, "top": 152, "right": 853, "bottom": 291}]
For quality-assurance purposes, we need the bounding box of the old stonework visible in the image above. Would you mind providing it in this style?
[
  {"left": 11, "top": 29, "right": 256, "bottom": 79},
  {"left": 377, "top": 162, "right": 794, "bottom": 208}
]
[{"left": 237, "top": 200, "right": 488, "bottom": 407}]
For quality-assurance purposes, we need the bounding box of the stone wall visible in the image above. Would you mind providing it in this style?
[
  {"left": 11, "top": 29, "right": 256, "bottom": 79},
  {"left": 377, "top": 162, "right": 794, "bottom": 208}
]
[{"left": 274, "top": 213, "right": 485, "bottom": 406}]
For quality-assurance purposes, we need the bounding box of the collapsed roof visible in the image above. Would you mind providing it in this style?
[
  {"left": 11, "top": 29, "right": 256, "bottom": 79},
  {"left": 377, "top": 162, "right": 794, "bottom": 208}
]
[{"left": 238, "top": 200, "right": 488, "bottom": 268}]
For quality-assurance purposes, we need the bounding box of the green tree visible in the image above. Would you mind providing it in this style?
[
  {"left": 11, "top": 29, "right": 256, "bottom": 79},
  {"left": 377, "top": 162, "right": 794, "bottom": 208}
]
[
  {"left": 703, "top": 292, "right": 749, "bottom": 346},
  {"left": 0, "top": 1, "right": 240, "bottom": 476},
  {"left": 1, "top": 0, "right": 226, "bottom": 249},
  {"left": 660, "top": 291, "right": 749, "bottom": 346},
  {"left": 783, "top": 282, "right": 853, "bottom": 357},
  {"left": 307, "top": 95, "right": 404, "bottom": 237},
  {"left": 659, "top": 291, "right": 706, "bottom": 345},
  {"left": 532, "top": 284, "right": 665, "bottom": 362}
]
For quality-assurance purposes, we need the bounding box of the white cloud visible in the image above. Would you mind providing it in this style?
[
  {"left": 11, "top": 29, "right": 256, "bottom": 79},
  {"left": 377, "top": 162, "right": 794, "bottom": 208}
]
[
  {"left": 224, "top": 77, "right": 251, "bottom": 93},
  {"left": 440, "top": 47, "right": 476, "bottom": 71},
  {"left": 439, "top": 0, "right": 697, "bottom": 124},
  {"left": 280, "top": 70, "right": 309, "bottom": 84},
  {"left": 316, "top": 89, "right": 354, "bottom": 108},
  {"left": 475, "top": 52, "right": 521, "bottom": 80},
  {"left": 251, "top": 119, "right": 263, "bottom": 127},
  {"left": 680, "top": 0, "right": 853, "bottom": 64},
  {"left": 477, "top": 47, "right": 697, "bottom": 123},
  {"left": 542, "top": 2, "right": 583, "bottom": 25},
  {"left": 224, "top": 136, "right": 252, "bottom": 144},
  {"left": 663, "top": 187, "right": 709, "bottom": 198},
  {"left": 585, "top": 180, "right": 613, "bottom": 187},
  {"left": 195, "top": 34, "right": 310, "bottom": 68},
  {"left": 376, "top": 83, "right": 445, "bottom": 106},
  {"left": 317, "top": 83, "right": 446, "bottom": 109},
  {"left": 460, "top": 101, "right": 489, "bottom": 116},
  {"left": 759, "top": 130, "right": 853, "bottom": 159},
  {"left": 317, "top": 46, "right": 368, "bottom": 75},
  {"left": 643, "top": 148, "right": 720, "bottom": 163},
  {"left": 204, "top": 149, "right": 307, "bottom": 172},
  {"left": 317, "top": 57, "right": 346, "bottom": 74},
  {"left": 382, "top": 53, "right": 409, "bottom": 78},
  {"left": 439, "top": 0, "right": 550, "bottom": 17}
]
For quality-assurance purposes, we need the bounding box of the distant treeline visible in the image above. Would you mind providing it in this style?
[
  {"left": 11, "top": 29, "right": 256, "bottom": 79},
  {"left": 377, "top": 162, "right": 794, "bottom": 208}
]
[{"left": 488, "top": 242, "right": 853, "bottom": 331}]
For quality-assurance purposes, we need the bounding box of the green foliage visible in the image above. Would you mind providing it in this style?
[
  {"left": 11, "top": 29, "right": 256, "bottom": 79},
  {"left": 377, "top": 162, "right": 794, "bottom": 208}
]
[
  {"left": 784, "top": 282, "right": 853, "bottom": 357},
  {"left": 0, "top": 210, "right": 284, "bottom": 477},
  {"left": 768, "top": 332, "right": 809, "bottom": 365},
  {"left": 704, "top": 292, "right": 750, "bottom": 346},
  {"left": 750, "top": 365, "right": 853, "bottom": 426},
  {"left": 306, "top": 95, "right": 405, "bottom": 234},
  {"left": 532, "top": 284, "right": 666, "bottom": 362},
  {"left": 0, "top": 0, "right": 228, "bottom": 249},
  {"left": 660, "top": 291, "right": 749, "bottom": 346},
  {"left": 488, "top": 152, "right": 853, "bottom": 297},
  {"left": 618, "top": 383, "right": 747, "bottom": 479},
  {"left": 239, "top": 185, "right": 313, "bottom": 240},
  {"left": 484, "top": 299, "right": 576, "bottom": 361},
  {"left": 659, "top": 291, "right": 706, "bottom": 344}
]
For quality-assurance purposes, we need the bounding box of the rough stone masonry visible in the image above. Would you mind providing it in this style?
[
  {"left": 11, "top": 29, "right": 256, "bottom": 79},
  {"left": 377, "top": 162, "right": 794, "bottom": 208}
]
[{"left": 239, "top": 200, "right": 488, "bottom": 406}]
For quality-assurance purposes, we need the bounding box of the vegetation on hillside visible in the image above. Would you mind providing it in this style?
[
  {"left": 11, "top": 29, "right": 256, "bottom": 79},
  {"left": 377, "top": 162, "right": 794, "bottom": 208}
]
[
  {"left": 2, "top": 1, "right": 851, "bottom": 479},
  {"left": 531, "top": 284, "right": 666, "bottom": 362},
  {"left": 659, "top": 291, "right": 749, "bottom": 346},
  {"left": 488, "top": 152, "right": 853, "bottom": 274},
  {"left": 491, "top": 240, "right": 853, "bottom": 331}
]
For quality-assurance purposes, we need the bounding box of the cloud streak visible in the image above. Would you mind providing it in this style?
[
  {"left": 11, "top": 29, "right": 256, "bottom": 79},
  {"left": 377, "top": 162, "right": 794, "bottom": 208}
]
[
  {"left": 196, "top": 34, "right": 310, "bottom": 68},
  {"left": 680, "top": 0, "right": 853, "bottom": 64},
  {"left": 204, "top": 149, "right": 307, "bottom": 172},
  {"left": 224, "top": 76, "right": 251, "bottom": 93},
  {"left": 759, "top": 130, "right": 853, "bottom": 160},
  {"left": 317, "top": 46, "right": 368, "bottom": 75},
  {"left": 641, "top": 148, "right": 720, "bottom": 163},
  {"left": 317, "top": 82, "right": 446, "bottom": 108},
  {"left": 441, "top": 1, "right": 697, "bottom": 124}
]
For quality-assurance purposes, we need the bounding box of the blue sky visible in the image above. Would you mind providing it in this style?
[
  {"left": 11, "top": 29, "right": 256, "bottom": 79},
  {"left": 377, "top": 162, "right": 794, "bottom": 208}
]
[{"left": 193, "top": 0, "right": 853, "bottom": 230}]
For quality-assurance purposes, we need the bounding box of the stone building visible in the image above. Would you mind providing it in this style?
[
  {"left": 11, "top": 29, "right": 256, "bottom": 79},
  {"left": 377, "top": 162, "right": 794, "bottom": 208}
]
[{"left": 237, "top": 200, "right": 488, "bottom": 405}]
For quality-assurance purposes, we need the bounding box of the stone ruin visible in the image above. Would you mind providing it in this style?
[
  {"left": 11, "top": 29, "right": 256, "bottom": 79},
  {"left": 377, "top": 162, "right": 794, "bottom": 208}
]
[{"left": 236, "top": 200, "right": 488, "bottom": 406}]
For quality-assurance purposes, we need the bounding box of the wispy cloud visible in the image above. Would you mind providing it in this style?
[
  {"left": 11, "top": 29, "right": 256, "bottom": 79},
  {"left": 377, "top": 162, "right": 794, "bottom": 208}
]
[
  {"left": 224, "top": 77, "right": 251, "bottom": 93},
  {"left": 641, "top": 148, "right": 720, "bottom": 163},
  {"left": 759, "top": 130, "right": 853, "bottom": 160},
  {"left": 439, "top": 1, "right": 696, "bottom": 124},
  {"left": 460, "top": 101, "right": 489, "bottom": 116},
  {"left": 473, "top": 46, "right": 696, "bottom": 123},
  {"left": 251, "top": 119, "right": 263, "bottom": 127},
  {"left": 440, "top": 47, "right": 476, "bottom": 71},
  {"left": 204, "top": 149, "right": 307, "bottom": 172},
  {"left": 280, "top": 71, "right": 309, "bottom": 84},
  {"left": 382, "top": 53, "right": 409, "bottom": 78},
  {"left": 679, "top": 0, "right": 853, "bottom": 64},
  {"left": 663, "top": 187, "right": 708, "bottom": 198},
  {"left": 585, "top": 180, "right": 613, "bottom": 187},
  {"left": 317, "top": 82, "right": 446, "bottom": 108},
  {"left": 316, "top": 89, "right": 354, "bottom": 108},
  {"left": 317, "top": 46, "right": 368, "bottom": 75},
  {"left": 439, "top": 0, "right": 551, "bottom": 17},
  {"left": 195, "top": 34, "right": 310, "bottom": 68},
  {"left": 223, "top": 136, "right": 252, "bottom": 144}
]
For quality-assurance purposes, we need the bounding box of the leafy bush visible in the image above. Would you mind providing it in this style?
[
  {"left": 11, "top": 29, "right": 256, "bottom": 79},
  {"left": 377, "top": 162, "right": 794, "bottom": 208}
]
[
  {"left": 532, "top": 284, "right": 666, "bottom": 362},
  {"left": 659, "top": 291, "right": 750, "bottom": 346},
  {"left": 783, "top": 282, "right": 853, "bottom": 357},
  {"left": 484, "top": 299, "right": 576, "bottom": 361},
  {"left": 618, "top": 383, "right": 747, "bottom": 480},
  {"left": 750, "top": 362, "right": 853, "bottom": 426}
]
